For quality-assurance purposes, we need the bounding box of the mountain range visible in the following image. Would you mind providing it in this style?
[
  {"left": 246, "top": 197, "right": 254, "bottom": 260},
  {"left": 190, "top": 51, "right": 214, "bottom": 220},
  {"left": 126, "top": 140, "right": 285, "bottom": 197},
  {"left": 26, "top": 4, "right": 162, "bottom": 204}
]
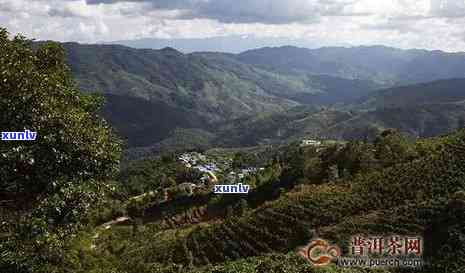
[
  {"left": 107, "top": 35, "right": 323, "bottom": 54},
  {"left": 238, "top": 45, "right": 465, "bottom": 85},
  {"left": 62, "top": 43, "right": 465, "bottom": 151}
]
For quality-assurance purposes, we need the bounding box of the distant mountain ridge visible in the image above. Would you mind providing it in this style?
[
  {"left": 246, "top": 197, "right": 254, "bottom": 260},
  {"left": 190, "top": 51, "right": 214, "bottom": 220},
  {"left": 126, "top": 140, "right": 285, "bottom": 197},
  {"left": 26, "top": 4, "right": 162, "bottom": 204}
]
[
  {"left": 355, "top": 78, "right": 465, "bottom": 110},
  {"left": 63, "top": 42, "right": 382, "bottom": 147},
  {"left": 214, "top": 78, "right": 465, "bottom": 146},
  {"left": 61, "top": 42, "right": 465, "bottom": 150},
  {"left": 106, "top": 35, "right": 321, "bottom": 54},
  {"left": 238, "top": 45, "right": 465, "bottom": 85},
  {"left": 64, "top": 42, "right": 295, "bottom": 123}
]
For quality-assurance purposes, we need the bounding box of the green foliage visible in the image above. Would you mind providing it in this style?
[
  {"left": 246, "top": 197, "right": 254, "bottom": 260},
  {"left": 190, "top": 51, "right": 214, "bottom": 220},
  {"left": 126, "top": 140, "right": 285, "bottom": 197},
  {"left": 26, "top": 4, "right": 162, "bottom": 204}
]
[
  {"left": 236, "top": 199, "right": 248, "bottom": 216},
  {"left": 373, "top": 130, "right": 417, "bottom": 167},
  {"left": 232, "top": 152, "right": 255, "bottom": 169},
  {"left": 0, "top": 29, "right": 121, "bottom": 273},
  {"left": 335, "top": 141, "right": 373, "bottom": 178},
  {"left": 119, "top": 157, "right": 202, "bottom": 195},
  {"left": 1, "top": 179, "right": 110, "bottom": 273},
  {"left": 179, "top": 253, "right": 392, "bottom": 273},
  {"left": 0, "top": 29, "right": 121, "bottom": 199},
  {"left": 425, "top": 192, "right": 465, "bottom": 273}
]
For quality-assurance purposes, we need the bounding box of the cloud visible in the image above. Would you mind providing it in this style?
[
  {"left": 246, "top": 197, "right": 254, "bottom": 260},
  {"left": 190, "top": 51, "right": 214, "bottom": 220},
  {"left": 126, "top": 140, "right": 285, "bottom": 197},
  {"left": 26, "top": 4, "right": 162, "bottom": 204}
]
[
  {"left": 82, "top": 0, "right": 366, "bottom": 24},
  {"left": 188, "top": 0, "right": 323, "bottom": 24},
  {"left": 85, "top": 0, "right": 200, "bottom": 10},
  {"left": 1, "top": 0, "right": 465, "bottom": 52},
  {"left": 48, "top": 6, "right": 88, "bottom": 18},
  {"left": 430, "top": 0, "right": 465, "bottom": 18},
  {"left": 362, "top": 19, "right": 417, "bottom": 33}
]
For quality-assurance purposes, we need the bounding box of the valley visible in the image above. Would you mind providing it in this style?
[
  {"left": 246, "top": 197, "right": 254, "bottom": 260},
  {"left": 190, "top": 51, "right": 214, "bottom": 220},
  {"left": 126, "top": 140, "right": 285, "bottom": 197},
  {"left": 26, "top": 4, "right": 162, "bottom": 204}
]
[{"left": 59, "top": 43, "right": 465, "bottom": 158}]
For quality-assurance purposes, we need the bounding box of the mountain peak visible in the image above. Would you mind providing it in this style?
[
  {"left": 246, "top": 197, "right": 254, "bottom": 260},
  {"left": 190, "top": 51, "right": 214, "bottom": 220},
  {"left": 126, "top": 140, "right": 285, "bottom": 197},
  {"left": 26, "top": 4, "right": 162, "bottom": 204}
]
[{"left": 159, "top": 47, "right": 183, "bottom": 55}]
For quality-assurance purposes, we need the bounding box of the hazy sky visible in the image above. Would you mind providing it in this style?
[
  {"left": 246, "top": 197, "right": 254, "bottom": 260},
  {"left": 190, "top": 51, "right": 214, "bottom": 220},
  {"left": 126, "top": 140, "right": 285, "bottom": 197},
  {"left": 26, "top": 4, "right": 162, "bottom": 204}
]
[{"left": 1, "top": 0, "right": 465, "bottom": 51}]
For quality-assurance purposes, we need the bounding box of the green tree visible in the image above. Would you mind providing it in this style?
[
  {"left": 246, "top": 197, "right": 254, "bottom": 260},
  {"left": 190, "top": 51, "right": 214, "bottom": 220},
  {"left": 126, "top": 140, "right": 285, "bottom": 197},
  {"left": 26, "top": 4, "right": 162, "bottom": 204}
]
[
  {"left": 337, "top": 141, "right": 375, "bottom": 178},
  {"left": 236, "top": 198, "right": 248, "bottom": 216},
  {"left": 0, "top": 29, "right": 121, "bottom": 201},
  {"left": 232, "top": 152, "right": 247, "bottom": 169},
  {"left": 374, "top": 129, "right": 416, "bottom": 167},
  {"left": 0, "top": 29, "right": 121, "bottom": 273}
]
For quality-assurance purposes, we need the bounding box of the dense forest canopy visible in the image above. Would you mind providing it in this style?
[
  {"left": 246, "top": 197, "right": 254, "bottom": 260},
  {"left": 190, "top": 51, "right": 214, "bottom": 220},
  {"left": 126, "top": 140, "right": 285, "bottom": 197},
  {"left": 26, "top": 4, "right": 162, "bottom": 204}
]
[{"left": 0, "top": 28, "right": 121, "bottom": 273}]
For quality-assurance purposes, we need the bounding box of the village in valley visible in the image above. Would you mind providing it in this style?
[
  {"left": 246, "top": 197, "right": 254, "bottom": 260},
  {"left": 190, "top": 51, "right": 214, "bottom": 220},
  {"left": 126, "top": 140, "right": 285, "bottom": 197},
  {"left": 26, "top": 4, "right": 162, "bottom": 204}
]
[
  {"left": 176, "top": 151, "right": 264, "bottom": 194},
  {"left": 124, "top": 138, "right": 328, "bottom": 216},
  {"left": 174, "top": 138, "right": 324, "bottom": 195}
]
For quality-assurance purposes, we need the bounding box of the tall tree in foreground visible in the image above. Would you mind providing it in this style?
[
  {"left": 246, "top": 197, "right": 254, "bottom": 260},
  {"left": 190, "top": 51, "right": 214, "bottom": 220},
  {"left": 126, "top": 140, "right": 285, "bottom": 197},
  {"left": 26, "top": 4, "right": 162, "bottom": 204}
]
[{"left": 0, "top": 28, "right": 121, "bottom": 272}]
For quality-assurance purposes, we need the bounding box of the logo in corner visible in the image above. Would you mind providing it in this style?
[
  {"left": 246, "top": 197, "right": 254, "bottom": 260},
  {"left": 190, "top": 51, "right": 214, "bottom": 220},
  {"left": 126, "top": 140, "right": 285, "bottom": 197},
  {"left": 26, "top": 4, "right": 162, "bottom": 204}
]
[{"left": 299, "top": 238, "right": 342, "bottom": 266}]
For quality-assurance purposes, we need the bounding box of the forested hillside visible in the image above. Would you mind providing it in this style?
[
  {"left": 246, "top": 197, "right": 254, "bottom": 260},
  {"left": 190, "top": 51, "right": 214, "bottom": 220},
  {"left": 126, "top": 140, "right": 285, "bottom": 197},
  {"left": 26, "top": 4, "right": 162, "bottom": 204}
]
[
  {"left": 25, "top": 116, "right": 465, "bottom": 273},
  {"left": 64, "top": 42, "right": 379, "bottom": 121},
  {"left": 238, "top": 46, "right": 465, "bottom": 85},
  {"left": 59, "top": 42, "right": 465, "bottom": 151},
  {"left": 62, "top": 42, "right": 382, "bottom": 148},
  {"left": 355, "top": 78, "right": 465, "bottom": 110}
]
